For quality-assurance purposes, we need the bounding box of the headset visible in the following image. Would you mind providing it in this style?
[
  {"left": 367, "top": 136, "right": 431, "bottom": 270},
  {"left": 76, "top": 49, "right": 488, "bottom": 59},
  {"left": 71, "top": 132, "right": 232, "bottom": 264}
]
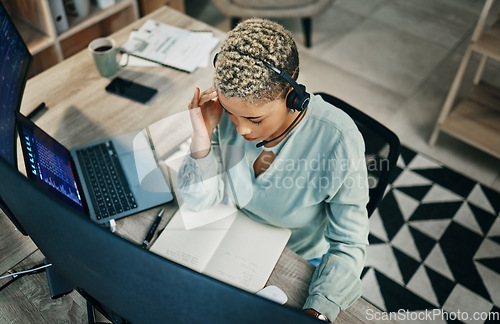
[{"left": 213, "top": 51, "right": 310, "bottom": 148}]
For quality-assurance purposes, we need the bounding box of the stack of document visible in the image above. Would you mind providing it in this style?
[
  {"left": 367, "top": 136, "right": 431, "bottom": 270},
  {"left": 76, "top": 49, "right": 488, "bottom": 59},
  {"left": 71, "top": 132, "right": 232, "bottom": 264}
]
[{"left": 121, "top": 19, "right": 220, "bottom": 73}]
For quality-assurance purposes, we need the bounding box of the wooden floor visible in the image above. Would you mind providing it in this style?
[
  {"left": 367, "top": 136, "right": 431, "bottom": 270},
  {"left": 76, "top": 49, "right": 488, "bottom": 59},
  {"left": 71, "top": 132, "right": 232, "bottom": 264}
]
[
  {"left": 0, "top": 214, "right": 111, "bottom": 323},
  {"left": 0, "top": 248, "right": 89, "bottom": 323}
]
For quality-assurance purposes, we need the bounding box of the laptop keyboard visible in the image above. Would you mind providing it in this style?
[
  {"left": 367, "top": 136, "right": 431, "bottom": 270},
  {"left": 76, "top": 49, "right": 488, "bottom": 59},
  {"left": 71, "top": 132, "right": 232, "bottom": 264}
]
[{"left": 76, "top": 141, "right": 137, "bottom": 220}]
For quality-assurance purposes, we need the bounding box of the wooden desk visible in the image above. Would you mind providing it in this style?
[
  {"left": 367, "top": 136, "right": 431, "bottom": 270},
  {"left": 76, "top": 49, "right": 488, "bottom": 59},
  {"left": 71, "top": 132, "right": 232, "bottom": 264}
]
[{"left": 14, "top": 7, "right": 390, "bottom": 323}]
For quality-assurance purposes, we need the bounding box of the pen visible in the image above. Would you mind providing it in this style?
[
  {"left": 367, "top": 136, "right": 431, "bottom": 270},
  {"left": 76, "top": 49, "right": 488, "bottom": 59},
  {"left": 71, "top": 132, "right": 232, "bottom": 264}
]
[
  {"left": 27, "top": 102, "right": 46, "bottom": 119},
  {"left": 142, "top": 208, "right": 164, "bottom": 248}
]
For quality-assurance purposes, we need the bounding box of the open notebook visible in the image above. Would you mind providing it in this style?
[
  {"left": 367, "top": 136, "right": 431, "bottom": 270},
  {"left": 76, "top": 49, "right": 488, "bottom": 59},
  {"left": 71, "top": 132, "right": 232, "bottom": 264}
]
[{"left": 150, "top": 208, "right": 291, "bottom": 293}]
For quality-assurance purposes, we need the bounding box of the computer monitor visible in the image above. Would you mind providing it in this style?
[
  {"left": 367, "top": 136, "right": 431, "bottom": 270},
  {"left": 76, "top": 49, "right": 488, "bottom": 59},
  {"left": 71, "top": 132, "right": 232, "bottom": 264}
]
[
  {"left": 0, "top": 1, "right": 32, "bottom": 235},
  {"left": 0, "top": 156, "right": 317, "bottom": 323}
]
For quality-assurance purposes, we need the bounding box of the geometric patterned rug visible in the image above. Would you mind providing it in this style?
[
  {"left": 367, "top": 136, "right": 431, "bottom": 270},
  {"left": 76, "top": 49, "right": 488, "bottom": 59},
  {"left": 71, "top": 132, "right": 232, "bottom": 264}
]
[{"left": 361, "top": 146, "right": 500, "bottom": 324}]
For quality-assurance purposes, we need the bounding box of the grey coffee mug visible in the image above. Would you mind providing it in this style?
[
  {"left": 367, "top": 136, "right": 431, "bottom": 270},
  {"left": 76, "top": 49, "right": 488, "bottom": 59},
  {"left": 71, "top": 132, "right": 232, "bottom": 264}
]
[{"left": 88, "top": 37, "right": 129, "bottom": 77}]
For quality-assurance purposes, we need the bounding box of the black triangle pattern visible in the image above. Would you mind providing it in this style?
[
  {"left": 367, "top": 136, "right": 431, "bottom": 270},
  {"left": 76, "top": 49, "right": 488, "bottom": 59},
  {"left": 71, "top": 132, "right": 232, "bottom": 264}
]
[
  {"left": 361, "top": 267, "right": 371, "bottom": 279},
  {"left": 364, "top": 146, "right": 500, "bottom": 321},
  {"left": 490, "top": 236, "right": 500, "bottom": 245},
  {"left": 388, "top": 166, "right": 403, "bottom": 185},
  {"left": 368, "top": 233, "right": 386, "bottom": 245},
  {"left": 409, "top": 226, "right": 436, "bottom": 261},
  {"left": 481, "top": 185, "right": 500, "bottom": 214},
  {"left": 392, "top": 247, "right": 420, "bottom": 284},
  {"left": 414, "top": 168, "right": 475, "bottom": 198},
  {"left": 410, "top": 201, "right": 463, "bottom": 221},
  {"left": 423, "top": 265, "right": 455, "bottom": 307},
  {"left": 374, "top": 269, "right": 435, "bottom": 312},
  {"left": 439, "top": 222, "right": 491, "bottom": 302},
  {"left": 476, "top": 257, "right": 500, "bottom": 274},
  {"left": 377, "top": 190, "right": 406, "bottom": 241},
  {"left": 397, "top": 185, "right": 432, "bottom": 201},
  {"left": 469, "top": 203, "right": 496, "bottom": 236},
  {"left": 399, "top": 146, "right": 416, "bottom": 166}
]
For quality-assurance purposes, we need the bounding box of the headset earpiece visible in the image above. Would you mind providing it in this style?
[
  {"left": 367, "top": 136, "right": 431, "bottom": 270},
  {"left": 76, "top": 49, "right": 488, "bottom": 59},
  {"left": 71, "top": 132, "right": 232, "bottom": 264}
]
[{"left": 286, "top": 84, "right": 309, "bottom": 113}]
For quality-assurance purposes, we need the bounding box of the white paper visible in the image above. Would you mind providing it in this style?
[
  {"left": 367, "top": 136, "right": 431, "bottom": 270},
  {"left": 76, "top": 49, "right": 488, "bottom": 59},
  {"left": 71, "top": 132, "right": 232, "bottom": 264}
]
[
  {"left": 178, "top": 200, "right": 237, "bottom": 230},
  {"left": 123, "top": 55, "right": 160, "bottom": 67},
  {"left": 204, "top": 214, "right": 291, "bottom": 293},
  {"left": 150, "top": 210, "right": 237, "bottom": 272},
  {"left": 121, "top": 31, "right": 161, "bottom": 67},
  {"left": 122, "top": 20, "right": 220, "bottom": 72}
]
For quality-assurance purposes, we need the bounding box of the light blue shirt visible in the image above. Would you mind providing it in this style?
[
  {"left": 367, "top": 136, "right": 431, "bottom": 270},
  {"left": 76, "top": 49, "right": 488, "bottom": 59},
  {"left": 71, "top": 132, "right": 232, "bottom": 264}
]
[{"left": 178, "top": 94, "right": 369, "bottom": 320}]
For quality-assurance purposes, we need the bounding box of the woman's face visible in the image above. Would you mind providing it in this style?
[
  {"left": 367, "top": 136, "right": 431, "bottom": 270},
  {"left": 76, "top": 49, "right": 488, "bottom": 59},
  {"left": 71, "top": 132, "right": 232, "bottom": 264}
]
[{"left": 218, "top": 93, "right": 295, "bottom": 145}]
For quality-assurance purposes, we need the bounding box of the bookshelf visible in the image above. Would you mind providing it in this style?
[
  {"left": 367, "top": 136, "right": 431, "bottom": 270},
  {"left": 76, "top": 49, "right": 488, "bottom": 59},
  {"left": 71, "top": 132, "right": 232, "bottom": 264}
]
[
  {"left": 429, "top": 0, "right": 500, "bottom": 159},
  {"left": 2, "top": 0, "right": 139, "bottom": 77},
  {"left": 138, "top": 0, "right": 184, "bottom": 16}
]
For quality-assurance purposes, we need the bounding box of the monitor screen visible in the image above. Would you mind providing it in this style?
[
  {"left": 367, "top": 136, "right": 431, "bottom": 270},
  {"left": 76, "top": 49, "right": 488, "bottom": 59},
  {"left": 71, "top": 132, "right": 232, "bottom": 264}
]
[
  {"left": 0, "top": 2, "right": 31, "bottom": 164},
  {"left": 0, "top": 1, "right": 32, "bottom": 235}
]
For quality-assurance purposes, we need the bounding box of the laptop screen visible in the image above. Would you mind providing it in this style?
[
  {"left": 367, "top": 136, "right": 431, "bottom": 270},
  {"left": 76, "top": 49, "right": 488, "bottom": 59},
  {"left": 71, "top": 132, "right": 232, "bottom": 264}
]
[{"left": 17, "top": 112, "right": 86, "bottom": 214}]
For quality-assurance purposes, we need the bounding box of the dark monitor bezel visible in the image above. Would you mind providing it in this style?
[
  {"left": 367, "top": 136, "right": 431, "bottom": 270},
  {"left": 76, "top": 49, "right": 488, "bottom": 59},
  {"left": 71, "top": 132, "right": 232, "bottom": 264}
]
[
  {"left": 0, "top": 1, "right": 33, "bottom": 236},
  {"left": 0, "top": 156, "right": 317, "bottom": 323}
]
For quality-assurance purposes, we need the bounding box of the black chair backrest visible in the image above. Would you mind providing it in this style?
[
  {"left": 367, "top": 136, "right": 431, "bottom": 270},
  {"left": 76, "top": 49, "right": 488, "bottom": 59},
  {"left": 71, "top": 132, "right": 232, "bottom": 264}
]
[{"left": 316, "top": 93, "right": 400, "bottom": 216}]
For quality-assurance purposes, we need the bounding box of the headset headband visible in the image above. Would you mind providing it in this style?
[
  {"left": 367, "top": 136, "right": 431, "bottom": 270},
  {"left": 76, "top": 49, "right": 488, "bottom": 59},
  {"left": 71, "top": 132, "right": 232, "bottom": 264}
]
[{"left": 213, "top": 51, "right": 307, "bottom": 101}]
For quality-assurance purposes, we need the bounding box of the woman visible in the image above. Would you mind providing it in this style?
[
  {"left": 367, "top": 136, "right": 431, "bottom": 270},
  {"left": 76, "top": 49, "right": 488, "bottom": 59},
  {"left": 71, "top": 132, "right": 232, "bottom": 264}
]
[{"left": 178, "top": 18, "right": 369, "bottom": 322}]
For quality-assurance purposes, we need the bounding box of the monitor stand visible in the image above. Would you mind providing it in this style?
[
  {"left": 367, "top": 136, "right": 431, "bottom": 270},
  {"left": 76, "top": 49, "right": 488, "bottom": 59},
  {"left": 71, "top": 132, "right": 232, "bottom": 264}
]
[
  {"left": 81, "top": 289, "right": 131, "bottom": 324},
  {"left": 44, "top": 258, "right": 73, "bottom": 299}
]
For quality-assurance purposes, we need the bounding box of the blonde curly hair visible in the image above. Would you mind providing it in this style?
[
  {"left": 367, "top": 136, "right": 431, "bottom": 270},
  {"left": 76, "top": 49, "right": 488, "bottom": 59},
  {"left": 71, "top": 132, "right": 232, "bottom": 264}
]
[{"left": 214, "top": 18, "right": 299, "bottom": 105}]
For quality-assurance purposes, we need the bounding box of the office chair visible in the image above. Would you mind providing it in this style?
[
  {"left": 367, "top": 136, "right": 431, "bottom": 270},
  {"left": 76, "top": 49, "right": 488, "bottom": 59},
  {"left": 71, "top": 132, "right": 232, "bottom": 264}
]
[
  {"left": 316, "top": 93, "right": 401, "bottom": 216},
  {"left": 210, "top": 0, "right": 334, "bottom": 47}
]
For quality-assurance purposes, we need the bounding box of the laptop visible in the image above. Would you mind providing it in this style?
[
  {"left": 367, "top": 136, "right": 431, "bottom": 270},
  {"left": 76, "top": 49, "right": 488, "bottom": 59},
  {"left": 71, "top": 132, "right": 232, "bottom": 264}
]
[{"left": 16, "top": 111, "right": 173, "bottom": 224}]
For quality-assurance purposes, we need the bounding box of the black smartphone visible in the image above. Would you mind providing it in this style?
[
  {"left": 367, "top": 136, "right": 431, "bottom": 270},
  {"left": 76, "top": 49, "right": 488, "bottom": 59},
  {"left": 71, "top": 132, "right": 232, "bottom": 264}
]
[{"left": 105, "top": 77, "right": 158, "bottom": 104}]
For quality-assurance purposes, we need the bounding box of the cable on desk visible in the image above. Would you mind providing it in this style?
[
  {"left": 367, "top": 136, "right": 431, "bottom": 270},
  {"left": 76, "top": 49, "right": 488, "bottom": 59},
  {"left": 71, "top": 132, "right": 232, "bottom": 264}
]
[{"left": 0, "top": 263, "right": 52, "bottom": 292}]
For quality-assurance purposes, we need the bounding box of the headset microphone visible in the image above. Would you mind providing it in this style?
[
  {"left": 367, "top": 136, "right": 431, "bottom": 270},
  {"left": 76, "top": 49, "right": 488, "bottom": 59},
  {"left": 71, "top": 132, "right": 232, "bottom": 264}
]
[
  {"left": 255, "top": 109, "right": 305, "bottom": 148},
  {"left": 214, "top": 51, "right": 310, "bottom": 148}
]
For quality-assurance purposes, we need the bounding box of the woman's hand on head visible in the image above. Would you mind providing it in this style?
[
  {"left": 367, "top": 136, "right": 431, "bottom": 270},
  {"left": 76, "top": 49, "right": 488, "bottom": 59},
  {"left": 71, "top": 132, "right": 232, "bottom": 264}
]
[
  {"left": 188, "top": 86, "right": 223, "bottom": 159},
  {"left": 189, "top": 86, "right": 222, "bottom": 137}
]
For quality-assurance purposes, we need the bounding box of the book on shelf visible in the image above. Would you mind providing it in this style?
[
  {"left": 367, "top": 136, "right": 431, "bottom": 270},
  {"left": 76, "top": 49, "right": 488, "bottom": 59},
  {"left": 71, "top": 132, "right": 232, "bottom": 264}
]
[
  {"left": 150, "top": 207, "right": 291, "bottom": 293},
  {"left": 65, "top": 0, "right": 91, "bottom": 18},
  {"left": 48, "top": 0, "right": 69, "bottom": 34},
  {"left": 121, "top": 19, "right": 220, "bottom": 73},
  {"left": 94, "top": 0, "right": 115, "bottom": 9}
]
